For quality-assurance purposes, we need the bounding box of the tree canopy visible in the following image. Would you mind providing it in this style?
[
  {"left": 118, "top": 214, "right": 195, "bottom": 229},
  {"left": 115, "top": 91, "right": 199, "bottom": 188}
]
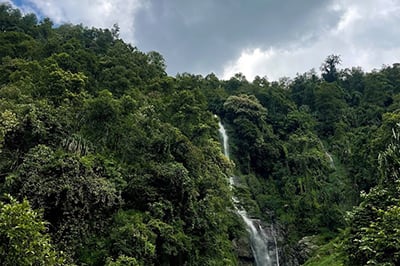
[{"left": 1, "top": 3, "right": 400, "bottom": 265}]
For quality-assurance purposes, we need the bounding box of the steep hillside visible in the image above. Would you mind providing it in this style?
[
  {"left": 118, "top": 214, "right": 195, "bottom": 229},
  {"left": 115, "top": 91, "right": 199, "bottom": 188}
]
[{"left": 2, "top": 4, "right": 400, "bottom": 265}]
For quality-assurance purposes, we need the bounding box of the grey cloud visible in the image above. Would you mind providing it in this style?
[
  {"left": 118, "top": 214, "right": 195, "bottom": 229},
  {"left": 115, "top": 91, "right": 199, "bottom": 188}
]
[
  {"left": 221, "top": 0, "right": 400, "bottom": 80},
  {"left": 134, "top": 0, "right": 339, "bottom": 76},
  {"left": 14, "top": 0, "right": 396, "bottom": 80}
]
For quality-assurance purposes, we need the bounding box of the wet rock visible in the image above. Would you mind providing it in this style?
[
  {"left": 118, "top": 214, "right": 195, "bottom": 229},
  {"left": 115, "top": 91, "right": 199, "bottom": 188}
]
[
  {"left": 297, "top": 235, "right": 319, "bottom": 264},
  {"left": 233, "top": 237, "right": 254, "bottom": 265}
]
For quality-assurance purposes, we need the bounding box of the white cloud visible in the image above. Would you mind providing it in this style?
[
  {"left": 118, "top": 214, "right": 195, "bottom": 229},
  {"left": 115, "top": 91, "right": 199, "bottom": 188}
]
[
  {"left": 221, "top": 47, "right": 325, "bottom": 81},
  {"left": 17, "top": 0, "right": 147, "bottom": 43},
  {"left": 221, "top": 0, "right": 400, "bottom": 81}
]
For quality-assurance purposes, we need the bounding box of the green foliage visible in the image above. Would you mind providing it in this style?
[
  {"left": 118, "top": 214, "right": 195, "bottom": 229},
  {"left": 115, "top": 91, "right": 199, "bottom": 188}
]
[
  {"left": 290, "top": 70, "right": 319, "bottom": 108},
  {"left": 106, "top": 255, "right": 139, "bottom": 266},
  {"left": 3, "top": 3, "right": 400, "bottom": 265},
  {"left": 359, "top": 205, "right": 400, "bottom": 264},
  {"left": 42, "top": 61, "right": 88, "bottom": 102},
  {"left": 7, "top": 145, "right": 121, "bottom": 256},
  {"left": 303, "top": 238, "right": 345, "bottom": 266},
  {"left": 0, "top": 6, "right": 239, "bottom": 263},
  {"left": 342, "top": 125, "right": 400, "bottom": 265},
  {"left": 342, "top": 186, "right": 400, "bottom": 265},
  {"left": 0, "top": 109, "right": 18, "bottom": 151},
  {"left": 0, "top": 195, "right": 64, "bottom": 265},
  {"left": 108, "top": 211, "right": 156, "bottom": 265},
  {"left": 224, "top": 94, "right": 267, "bottom": 124},
  {"left": 314, "top": 82, "right": 346, "bottom": 136},
  {"left": 223, "top": 94, "right": 278, "bottom": 175},
  {"left": 220, "top": 82, "right": 347, "bottom": 242},
  {"left": 0, "top": 31, "right": 40, "bottom": 60}
]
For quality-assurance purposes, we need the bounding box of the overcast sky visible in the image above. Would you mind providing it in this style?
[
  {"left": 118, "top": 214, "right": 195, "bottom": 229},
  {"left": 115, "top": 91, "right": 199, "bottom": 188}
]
[{"left": 8, "top": 0, "right": 400, "bottom": 80}]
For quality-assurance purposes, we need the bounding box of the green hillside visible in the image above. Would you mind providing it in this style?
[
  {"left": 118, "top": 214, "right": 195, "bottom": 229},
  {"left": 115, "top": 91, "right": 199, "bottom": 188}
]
[{"left": 1, "top": 4, "right": 400, "bottom": 265}]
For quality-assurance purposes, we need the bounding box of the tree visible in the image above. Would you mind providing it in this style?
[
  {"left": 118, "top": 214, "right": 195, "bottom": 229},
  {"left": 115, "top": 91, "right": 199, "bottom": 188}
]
[
  {"left": 0, "top": 195, "right": 64, "bottom": 265},
  {"left": 223, "top": 94, "right": 267, "bottom": 126},
  {"left": 7, "top": 145, "right": 121, "bottom": 256},
  {"left": 0, "top": 3, "right": 22, "bottom": 32},
  {"left": 343, "top": 124, "right": 400, "bottom": 265},
  {"left": 321, "top": 54, "right": 341, "bottom": 82},
  {"left": 290, "top": 70, "right": 319, "bottom": 108},
  {"left": 0, "top": 6, "right": 242, "bottom": 265},
  {"left": 0, "top": 110, "right": 18, "bottom": 152},
  {"left": 111, "top": 23, "right": 120, "bottom": 39},
  {"left": 107, "top": 211, "right": 156, "bottom": 265},
  {"left": 147, "top": 51, "right": 166, "bottom": 76},
  {"left": 314, "top": 82, "right": 346, "bottom": 136},
  {"left": 106, "top": 255, "right": 139, "bottom": 266},
  {"left": 223, "top": 94, "right": 279, "bottom": 175}
]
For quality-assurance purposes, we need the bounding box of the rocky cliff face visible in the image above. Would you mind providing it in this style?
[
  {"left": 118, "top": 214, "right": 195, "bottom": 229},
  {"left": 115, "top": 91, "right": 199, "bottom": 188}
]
[
  {"left": 278, "top": 234, "right": 320, "bottom": 266},
  {"left": 296, "top": 235, "right": 319, "bottom": 264},
  {"left": 233, "top": 236, "right": 255, "bottom": 265}
]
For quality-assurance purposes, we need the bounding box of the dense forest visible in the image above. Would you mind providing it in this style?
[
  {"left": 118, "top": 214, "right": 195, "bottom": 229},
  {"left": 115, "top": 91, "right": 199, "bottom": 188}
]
[{"left": 1, "top": 3, "right": 400, "bottom": 265}]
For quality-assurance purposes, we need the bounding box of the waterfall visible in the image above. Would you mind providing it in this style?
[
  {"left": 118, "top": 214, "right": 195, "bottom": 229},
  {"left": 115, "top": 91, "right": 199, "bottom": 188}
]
[
  {"left": 218, "top": 120, "right": 280, "bottom": 266},
  {"left": 218, "top": 121, "right": 229, "bottom": 158},
  {"left": 325, "top": 152, "right": 335, "bottom": 169}
]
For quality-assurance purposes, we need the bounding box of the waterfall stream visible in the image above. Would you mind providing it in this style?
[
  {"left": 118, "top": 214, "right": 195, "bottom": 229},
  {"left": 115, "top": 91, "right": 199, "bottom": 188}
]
[
  {"left": 325, "top": 151, "right": 335, "bottom": 169},
  {"left": 218, "top": 120, "right": 280, "bottom": 266}
]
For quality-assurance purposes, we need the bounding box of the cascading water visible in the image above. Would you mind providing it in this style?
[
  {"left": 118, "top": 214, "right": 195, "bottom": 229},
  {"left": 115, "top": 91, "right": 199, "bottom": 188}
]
[
  {"left": 325, "top": 151, "right": 335, "bottom": 169},
  {"left": 218, "top": 120, "right": 280, "bottom": 266},
  {"left": 218, "top": 121, "right": 229, "bottom": 158}
]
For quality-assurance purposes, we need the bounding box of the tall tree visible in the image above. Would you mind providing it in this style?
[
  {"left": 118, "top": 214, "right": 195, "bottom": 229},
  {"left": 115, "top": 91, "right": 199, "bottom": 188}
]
[{"left": 321, "top": 54, "right": 341, "bottom": 82}]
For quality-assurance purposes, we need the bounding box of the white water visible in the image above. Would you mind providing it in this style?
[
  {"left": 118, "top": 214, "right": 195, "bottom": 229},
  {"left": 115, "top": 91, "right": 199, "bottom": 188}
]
[
  {"left": 325, "top": 151, "right": 335, "bottom": 169},
  {"left": 218, "top": 120, "right": 280, "bottom": 266},
  {"left": 218, "top": 121, "right": 229, "bottom": 158}
]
